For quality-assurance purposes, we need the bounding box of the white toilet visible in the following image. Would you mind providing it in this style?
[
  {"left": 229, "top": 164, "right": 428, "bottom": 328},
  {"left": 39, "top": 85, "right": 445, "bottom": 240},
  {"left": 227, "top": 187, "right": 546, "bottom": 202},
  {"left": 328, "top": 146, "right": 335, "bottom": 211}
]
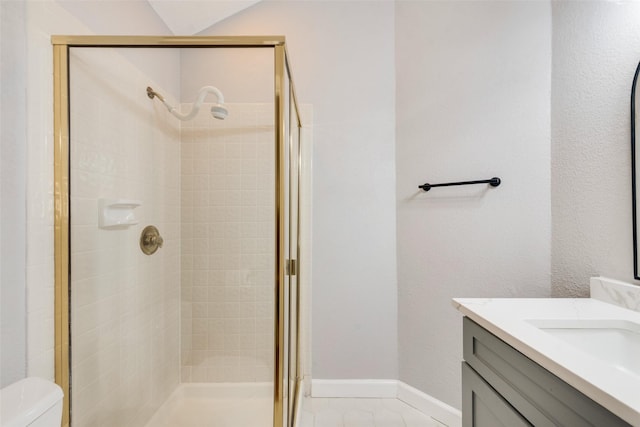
[{"left": 0, "top": 377, "right": 64, "bottom": 427}]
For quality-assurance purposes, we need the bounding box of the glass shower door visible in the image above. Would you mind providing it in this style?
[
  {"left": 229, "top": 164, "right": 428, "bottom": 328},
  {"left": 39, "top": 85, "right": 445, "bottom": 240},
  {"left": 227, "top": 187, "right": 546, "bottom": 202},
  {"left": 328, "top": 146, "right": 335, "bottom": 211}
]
[
  {"left": 66, "top": 42, "right": 279, "bottom": 427},
  {"left": 287, "top": 77, "right": 302, "bottom": 427},
  {"left": 56, "top": 36, "right": 302, "bottom": 427},
  {"left": 277, "top": 47, "right": 302, "bottom": 427}
]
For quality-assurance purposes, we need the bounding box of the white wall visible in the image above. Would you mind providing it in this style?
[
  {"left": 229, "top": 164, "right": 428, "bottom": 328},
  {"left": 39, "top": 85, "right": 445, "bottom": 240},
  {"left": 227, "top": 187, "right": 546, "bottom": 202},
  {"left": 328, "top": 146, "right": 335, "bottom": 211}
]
[
  {"left": 0, "top": 0, "right": 27, "bottom": 388},
  {"left": 395, "top": 1, "right": 552, "bottom": 408},
  {"left": 200, "top": 1, "right": 399, "bottom": 380},
  {"left": 180, "top": 47, "right": 273, "bottom": 103},
  {"left": 551, "top": 1, "right": 640, "bottom": 296}
]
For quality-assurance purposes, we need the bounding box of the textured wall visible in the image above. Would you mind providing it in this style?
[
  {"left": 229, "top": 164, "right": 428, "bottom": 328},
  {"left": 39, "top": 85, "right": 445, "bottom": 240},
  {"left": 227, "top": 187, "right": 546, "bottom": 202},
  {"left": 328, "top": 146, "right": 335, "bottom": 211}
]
[
  {"left": 395, "top": 0, "right": 552, "bottom": 409},
  {"left": 69, "top": 47, "right": 180, "bottom": 427},
  {"left": 551, "top": 1, "right": 640, "bottom": 296},
  {"left": 180, "top": 103, "right": 275, "bottom": 383}
]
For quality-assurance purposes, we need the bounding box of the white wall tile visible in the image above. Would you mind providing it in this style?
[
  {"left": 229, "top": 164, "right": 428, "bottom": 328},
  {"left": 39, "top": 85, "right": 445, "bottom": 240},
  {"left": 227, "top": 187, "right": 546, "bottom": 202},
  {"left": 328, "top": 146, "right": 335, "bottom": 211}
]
[
  {"left": 69, "top": 47, "right": 180, "bottom": 427},
  {"left": 181, "top": 104, "right": 275, "bottom": 383}
]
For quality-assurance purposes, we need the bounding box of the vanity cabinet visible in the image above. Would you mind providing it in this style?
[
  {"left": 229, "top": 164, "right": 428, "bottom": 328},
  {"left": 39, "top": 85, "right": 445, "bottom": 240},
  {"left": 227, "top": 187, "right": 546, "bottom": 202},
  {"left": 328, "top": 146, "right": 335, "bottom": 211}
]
[{"left": 462, "top": 317, "right": 632, "bottom": 427}]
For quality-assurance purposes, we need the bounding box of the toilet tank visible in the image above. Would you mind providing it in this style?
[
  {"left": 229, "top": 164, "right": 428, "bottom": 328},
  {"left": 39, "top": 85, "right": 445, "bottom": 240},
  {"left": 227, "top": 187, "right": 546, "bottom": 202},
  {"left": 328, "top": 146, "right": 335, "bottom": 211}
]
[{"left": 0, "top": 377, "right": 64, "bottom": 427}]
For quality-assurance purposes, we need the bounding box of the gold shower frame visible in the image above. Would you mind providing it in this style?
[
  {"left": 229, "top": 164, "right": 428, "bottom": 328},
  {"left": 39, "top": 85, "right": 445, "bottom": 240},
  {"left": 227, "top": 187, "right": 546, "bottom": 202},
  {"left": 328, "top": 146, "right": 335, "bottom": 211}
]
[{"left": 52, "top": 35, "right": 303, "bottom": 427}]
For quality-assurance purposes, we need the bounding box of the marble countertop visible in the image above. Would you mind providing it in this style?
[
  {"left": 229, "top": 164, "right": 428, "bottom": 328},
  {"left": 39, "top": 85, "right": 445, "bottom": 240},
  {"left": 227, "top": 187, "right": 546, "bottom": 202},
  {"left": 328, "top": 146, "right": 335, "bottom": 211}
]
[{"left": 452, "top": 296, "right": 640, "bottom": 426}]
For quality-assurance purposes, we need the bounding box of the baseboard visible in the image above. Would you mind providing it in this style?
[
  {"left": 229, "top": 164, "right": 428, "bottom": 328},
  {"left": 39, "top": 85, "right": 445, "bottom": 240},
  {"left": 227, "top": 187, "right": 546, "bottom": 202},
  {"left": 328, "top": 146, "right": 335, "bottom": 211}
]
[
  {"left": 311, "top": 379, "right": 461, "bottom": 427},
  {"left": 397, "top": 381, "right": 462, "bottom": 427}
]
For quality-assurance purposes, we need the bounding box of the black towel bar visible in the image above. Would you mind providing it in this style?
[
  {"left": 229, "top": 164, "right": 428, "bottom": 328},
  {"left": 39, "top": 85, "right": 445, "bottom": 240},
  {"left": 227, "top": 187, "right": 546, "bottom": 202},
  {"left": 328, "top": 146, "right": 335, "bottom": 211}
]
[{"left": 418, "top": 177, "right": 501, "bottom": 192}]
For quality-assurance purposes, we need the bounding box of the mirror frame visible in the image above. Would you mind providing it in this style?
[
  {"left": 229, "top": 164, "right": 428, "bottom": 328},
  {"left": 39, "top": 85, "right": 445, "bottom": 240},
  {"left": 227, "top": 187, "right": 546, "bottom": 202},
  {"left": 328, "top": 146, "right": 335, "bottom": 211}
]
[{"left": 631, "top": 60, "right": 640, "bottom": 280}]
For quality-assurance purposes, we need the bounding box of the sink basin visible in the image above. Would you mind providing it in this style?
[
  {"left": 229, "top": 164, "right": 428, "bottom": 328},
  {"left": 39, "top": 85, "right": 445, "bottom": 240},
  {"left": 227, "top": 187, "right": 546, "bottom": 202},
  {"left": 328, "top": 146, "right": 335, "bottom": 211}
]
[{"left": 527, "top": 319, "right": 640, "bottom": 377}]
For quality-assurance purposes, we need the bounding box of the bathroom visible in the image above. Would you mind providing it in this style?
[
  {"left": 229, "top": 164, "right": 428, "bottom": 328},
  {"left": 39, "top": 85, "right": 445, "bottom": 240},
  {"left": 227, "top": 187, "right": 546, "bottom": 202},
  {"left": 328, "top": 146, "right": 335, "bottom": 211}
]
[{"left": 1, "top": 1, "right": 639, "bottom": 426}]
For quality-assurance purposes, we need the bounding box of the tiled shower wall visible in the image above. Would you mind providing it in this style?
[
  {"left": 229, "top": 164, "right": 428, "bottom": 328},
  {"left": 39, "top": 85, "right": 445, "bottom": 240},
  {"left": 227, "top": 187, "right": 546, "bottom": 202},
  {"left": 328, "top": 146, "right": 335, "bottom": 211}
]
[
  {"left": 180, "top": 103, "right": 276, "bottom": 383},
  {"left": 70, "top": 48, "right": 181, "bottom": 427}
]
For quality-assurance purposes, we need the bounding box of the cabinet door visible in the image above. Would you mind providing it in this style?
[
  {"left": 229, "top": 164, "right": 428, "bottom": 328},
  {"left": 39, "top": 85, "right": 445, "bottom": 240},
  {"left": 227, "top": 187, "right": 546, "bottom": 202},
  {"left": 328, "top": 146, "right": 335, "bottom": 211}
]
[{"left": 463, "top": 363, "right": 532, "bottom": 427}]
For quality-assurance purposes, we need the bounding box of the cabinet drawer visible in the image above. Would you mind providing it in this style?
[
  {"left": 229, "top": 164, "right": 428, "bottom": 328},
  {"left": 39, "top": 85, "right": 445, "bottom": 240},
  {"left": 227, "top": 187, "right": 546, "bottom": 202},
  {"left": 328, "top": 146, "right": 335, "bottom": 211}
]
[{"left": 463, "top": 317, "right": 631, "bottom": 427}]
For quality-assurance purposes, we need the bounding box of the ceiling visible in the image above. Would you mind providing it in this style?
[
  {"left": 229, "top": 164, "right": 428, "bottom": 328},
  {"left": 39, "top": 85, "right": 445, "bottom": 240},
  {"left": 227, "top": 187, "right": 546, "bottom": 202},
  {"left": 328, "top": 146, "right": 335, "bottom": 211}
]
[{"left": 147, "top": 0, "right": 262, "bottom": 35}]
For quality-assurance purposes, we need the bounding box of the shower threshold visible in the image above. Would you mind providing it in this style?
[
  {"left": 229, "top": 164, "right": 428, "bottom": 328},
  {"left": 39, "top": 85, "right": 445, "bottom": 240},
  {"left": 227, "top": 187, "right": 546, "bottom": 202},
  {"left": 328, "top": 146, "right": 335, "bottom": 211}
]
[{"left": 145, "top": 383, "right": 273, "bottom": 427}]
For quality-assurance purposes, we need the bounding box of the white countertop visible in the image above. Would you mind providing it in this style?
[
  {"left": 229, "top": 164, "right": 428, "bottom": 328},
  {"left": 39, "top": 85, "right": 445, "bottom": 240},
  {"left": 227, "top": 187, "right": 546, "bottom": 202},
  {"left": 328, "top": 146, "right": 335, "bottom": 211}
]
[{"left": 452, "top": 297, "right": 640, "bottom": 426}]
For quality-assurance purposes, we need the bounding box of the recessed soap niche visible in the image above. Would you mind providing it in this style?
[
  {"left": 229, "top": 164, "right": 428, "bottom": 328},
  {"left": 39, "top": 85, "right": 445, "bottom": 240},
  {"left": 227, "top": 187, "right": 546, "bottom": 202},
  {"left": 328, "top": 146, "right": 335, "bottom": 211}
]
[{"left": 98, "top": 199, "right": 141, "bottom": 229}]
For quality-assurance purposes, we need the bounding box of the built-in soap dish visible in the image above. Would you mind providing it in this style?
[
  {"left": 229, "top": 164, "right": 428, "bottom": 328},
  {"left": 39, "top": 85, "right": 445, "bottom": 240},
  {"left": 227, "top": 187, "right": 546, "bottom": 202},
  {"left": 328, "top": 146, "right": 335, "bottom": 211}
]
[{"left": 98, "top": 199, "right": 141, "bottom": 229}]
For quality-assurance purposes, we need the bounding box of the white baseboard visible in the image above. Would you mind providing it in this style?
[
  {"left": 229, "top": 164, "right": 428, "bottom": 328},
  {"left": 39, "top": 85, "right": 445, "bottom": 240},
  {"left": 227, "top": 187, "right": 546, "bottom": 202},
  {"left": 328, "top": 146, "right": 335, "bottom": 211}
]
[
  {"left": 397, "top": 381, "right": 462, "bottom": 427},
  {"left": 311, "top": 379, "right": 461, "bottom": 427}
]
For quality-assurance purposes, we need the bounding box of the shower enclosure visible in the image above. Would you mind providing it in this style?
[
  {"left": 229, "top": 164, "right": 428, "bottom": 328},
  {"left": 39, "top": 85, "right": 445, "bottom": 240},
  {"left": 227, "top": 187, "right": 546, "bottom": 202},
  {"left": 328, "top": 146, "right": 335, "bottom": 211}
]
[{"left": 52, "top": 36, "right": 303, "bottom": 427}]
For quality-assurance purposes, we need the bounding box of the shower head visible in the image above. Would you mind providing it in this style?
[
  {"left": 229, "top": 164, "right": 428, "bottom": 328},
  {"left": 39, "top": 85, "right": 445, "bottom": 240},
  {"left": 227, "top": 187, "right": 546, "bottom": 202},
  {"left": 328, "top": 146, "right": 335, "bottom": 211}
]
[
  {"left": 211, "top": 104, "right": 228, "bottom": 120},
  {"left": 147, "top": 85, "right": 228, "bottom": 121}
]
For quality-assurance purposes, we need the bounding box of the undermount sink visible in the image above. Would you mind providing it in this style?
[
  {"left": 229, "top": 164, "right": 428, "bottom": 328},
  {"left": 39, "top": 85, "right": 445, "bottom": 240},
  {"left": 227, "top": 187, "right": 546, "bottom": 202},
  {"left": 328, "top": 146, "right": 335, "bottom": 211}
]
[{"left": 527, "top": 319, "right": 640, "bottom": 378}]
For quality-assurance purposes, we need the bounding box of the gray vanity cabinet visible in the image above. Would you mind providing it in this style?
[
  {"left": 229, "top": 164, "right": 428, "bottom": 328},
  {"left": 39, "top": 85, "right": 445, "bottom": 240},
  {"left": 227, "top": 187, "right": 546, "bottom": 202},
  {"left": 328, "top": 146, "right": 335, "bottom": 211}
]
[{"left": 462, "top": 317, "right": 632, "bottom": 427}]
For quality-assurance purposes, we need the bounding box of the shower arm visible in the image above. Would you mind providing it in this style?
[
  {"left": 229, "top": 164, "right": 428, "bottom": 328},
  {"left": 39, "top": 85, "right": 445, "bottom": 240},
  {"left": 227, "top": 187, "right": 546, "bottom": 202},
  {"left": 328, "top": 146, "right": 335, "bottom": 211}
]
[{"left": 146, "top": 86, "right": 225, "bottom": 121}]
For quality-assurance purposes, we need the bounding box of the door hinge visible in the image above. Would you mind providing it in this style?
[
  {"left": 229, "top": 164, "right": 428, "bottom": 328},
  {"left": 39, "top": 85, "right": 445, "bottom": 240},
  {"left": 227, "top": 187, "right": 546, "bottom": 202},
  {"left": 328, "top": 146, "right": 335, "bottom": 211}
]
[{"left": 286, "top": 259, "right": 297, "bottom": 276}]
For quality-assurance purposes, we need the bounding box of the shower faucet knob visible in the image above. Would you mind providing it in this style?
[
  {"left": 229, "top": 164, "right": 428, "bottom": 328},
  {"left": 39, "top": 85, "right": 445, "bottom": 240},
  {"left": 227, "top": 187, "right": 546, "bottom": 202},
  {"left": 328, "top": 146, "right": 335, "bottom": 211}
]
[
  {"left": 140, "top": 225, "right": 164, "bottom": 255},
  {"left": 147, "top": 234, "right": 163, "bottom": 247}
]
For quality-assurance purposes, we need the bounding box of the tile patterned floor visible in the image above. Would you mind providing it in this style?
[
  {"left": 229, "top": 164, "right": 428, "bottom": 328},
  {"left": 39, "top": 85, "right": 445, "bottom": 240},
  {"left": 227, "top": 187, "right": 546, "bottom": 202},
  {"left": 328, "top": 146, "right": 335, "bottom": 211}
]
[{"left": 298, "top": 397, "right": 446, "bottom": 427}]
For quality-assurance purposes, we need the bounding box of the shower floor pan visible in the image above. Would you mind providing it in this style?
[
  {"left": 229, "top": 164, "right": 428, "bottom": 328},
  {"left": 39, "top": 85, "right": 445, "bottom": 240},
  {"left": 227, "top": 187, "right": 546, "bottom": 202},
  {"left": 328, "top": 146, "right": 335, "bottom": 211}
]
[{"left": 145, "top": 383, "right": 273, "bottom": 427}]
